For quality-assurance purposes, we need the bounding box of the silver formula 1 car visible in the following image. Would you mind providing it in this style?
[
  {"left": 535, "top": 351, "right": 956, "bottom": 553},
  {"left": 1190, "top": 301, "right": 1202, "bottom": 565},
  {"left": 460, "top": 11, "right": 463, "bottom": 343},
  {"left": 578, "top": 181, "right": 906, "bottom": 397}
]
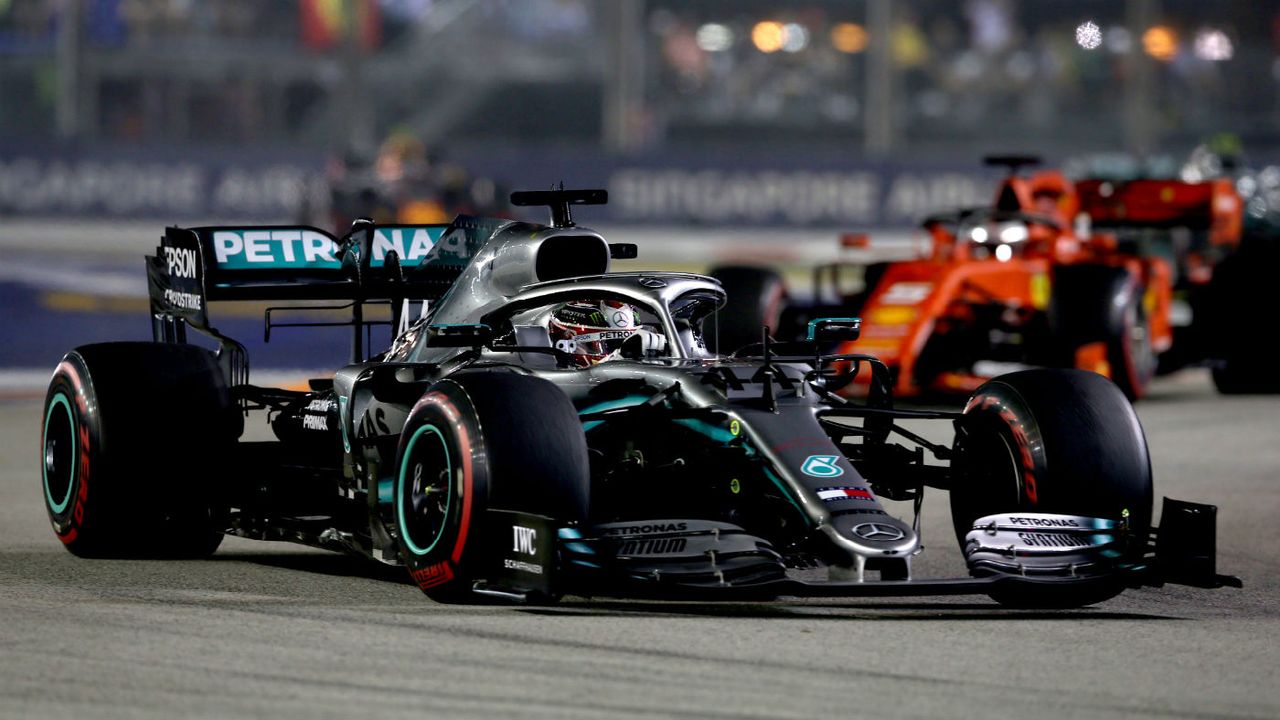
[{"left": 39, "top": 188, "right": 1239, "bottom": 606}]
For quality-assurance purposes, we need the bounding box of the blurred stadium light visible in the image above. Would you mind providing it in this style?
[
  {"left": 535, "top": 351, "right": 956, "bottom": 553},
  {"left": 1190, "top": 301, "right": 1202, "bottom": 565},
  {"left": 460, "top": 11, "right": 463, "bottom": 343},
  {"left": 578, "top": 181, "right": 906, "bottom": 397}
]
[{"left": 1143, "top": 24, "right": 1179, "bottom": 61}]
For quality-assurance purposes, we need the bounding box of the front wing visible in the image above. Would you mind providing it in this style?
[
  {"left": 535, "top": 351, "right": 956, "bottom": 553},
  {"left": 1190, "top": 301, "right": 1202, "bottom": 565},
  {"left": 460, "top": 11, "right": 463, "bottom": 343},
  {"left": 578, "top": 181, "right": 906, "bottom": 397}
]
[{"left": 476, "top": 498, "right": 1239, "bottom": 602}]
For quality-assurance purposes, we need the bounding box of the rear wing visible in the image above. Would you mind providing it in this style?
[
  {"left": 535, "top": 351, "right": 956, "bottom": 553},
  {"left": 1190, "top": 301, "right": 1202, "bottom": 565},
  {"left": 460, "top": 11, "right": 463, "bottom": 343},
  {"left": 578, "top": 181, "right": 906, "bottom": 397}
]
[
  {"left": 145, "top": 223, "right": 458, "bottom": 322},
  {"left": 146, "top": 215, "right": 509, "bottom": 377},
  {"left": 1076, "top": 178, "right": 1242, "bottom": 245}
]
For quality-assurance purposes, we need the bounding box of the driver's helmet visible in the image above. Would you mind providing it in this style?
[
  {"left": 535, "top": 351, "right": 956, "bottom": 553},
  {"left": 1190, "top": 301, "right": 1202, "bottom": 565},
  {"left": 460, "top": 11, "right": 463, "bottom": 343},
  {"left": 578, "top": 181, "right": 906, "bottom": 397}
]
[{"left": 548, "top": 300, "right": 641, "bottom": 366}]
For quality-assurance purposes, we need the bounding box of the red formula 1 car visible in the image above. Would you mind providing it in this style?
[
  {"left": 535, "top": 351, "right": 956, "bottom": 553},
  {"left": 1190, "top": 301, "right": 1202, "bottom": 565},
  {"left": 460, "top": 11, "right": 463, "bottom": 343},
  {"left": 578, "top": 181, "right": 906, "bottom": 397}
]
[
  {"left": 1073, "top": 173, "right": 1268, "bottom": 391},
  {"left": 713, "top": 158, "right": 1175, "bottom": 401}
]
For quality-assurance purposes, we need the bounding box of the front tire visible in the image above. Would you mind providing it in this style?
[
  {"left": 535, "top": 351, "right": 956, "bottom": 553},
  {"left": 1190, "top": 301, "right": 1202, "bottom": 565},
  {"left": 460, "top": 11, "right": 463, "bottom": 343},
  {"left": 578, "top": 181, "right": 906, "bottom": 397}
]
[
  {"left": 394, "top": 371, "right": 589, "bottom": 601},
  {"left": 950, "top": 369, "right": 1153, "bottom": 607}
]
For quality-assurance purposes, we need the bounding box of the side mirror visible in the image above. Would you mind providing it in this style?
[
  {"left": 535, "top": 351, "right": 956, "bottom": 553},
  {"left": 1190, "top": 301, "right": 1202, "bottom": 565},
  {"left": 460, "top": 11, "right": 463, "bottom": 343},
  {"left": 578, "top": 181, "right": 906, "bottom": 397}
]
[
  {"left": 609, "top": 243, "right": 638, "bottom": 260},
  {"left": 806, "top": 317, "right": 861, "bottom": 344},
  {"left": 425, "top": 323, "right": 492, "bottom": 348}
]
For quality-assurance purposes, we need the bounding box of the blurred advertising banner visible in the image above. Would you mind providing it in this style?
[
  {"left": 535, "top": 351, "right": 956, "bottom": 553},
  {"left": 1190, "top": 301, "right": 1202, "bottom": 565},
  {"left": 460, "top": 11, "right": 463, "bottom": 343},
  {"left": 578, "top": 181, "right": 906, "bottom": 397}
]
[
  {"left": 0, "top": 147, "right": 324, "bottom": 221},
  {"left": 461, "top": 150, "right": 999, "bottom": 227},
  {"left": 0, "top": 145, "right": 995, "bottom": 227},
  {"left": 606, "top": 167, "right": 987, "bottom": 226}
]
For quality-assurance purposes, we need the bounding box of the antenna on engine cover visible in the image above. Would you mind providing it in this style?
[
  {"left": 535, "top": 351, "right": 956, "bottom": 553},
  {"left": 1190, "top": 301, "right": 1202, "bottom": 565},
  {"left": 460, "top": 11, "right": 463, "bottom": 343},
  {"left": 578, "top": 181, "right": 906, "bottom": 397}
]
[{"left": 510, "top": 185, "right": 609, "bottom": 228}]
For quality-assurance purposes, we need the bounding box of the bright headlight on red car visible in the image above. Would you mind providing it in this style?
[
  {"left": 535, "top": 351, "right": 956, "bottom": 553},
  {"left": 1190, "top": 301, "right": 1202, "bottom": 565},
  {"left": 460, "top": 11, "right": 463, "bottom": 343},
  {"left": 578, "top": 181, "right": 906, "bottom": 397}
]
[{"left": 998, "top": 224, "right": 1029, "bottom": 243}]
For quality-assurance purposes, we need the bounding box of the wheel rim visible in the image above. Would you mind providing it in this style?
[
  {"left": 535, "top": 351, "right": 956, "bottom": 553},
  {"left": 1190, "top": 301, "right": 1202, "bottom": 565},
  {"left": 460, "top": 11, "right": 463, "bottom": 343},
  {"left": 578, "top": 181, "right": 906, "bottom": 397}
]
[
  {"left": 397, "top": 424, "right": 453, "bottom": 556},
  {"left": 1125, "top": 300, "right": 1155, "bottom": 384},
  {"left": 43, "top": 393, "right": 76, "bottom": 514}
]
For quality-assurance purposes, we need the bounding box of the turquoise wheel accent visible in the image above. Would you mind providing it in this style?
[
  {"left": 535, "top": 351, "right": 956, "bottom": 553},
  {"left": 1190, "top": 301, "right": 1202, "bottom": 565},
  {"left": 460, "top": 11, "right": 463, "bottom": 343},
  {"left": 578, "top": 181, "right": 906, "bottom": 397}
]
[
  {"left": 397, "top": 424, "right": 453, "bottom": 556},
  {"left": 43, "top": 393, "right": 76, "bottom": 514}
]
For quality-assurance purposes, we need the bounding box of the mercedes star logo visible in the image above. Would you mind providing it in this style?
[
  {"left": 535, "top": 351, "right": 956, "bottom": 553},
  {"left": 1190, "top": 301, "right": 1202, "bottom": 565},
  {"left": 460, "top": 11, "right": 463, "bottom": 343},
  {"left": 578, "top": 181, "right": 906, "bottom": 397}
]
[
  {"left": 638, "top": 277, "right": 667, "bottom": 288},
  {"left": 852, "top": 522, "right": 906, "bottom": 541}
]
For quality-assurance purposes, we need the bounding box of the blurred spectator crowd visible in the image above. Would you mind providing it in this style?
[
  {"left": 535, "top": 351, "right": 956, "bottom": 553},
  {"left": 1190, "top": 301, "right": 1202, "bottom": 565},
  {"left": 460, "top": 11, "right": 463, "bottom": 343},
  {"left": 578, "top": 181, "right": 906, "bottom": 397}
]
[
  {"left": 0, "top": 0, "right": 436, "bottom": 49},
  {"left": 3, "top": 0, "right": 1280, "bottom": 161},
  {"left": 0, "top": 0, "right": 597, "bottom": 143},
  {"left": 646, "top": 0, "right": 1279, "bottom": 153},
  {"left": 0, "top": 0, "right": 593, "bottom": 51}
]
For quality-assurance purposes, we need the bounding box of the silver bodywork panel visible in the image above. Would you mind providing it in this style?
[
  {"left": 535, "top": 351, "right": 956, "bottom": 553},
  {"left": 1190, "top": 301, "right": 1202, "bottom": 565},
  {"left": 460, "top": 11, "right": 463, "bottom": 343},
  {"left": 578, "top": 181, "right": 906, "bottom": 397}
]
[{"left": 372, "top": 219, "right": 920, "bottom": 569}]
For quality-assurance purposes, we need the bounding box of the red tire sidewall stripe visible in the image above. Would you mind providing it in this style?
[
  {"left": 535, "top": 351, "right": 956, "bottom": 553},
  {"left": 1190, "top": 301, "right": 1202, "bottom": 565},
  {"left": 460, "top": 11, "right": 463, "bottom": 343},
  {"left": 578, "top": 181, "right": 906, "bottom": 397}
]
[
  {"left": 449, "top": 414, "right": 473, "bottom": 565},
  {"left": 965, "top": 389, "right": 1041, "bottom": 507},
  {"left": 50, "top": 358, "right": 92, "bottom": 544}
]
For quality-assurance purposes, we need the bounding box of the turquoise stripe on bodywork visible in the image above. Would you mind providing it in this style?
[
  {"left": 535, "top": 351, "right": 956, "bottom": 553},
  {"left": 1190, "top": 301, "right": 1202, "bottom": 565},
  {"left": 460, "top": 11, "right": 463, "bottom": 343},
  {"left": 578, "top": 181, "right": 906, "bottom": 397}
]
[
  {"left": 578, "top": 395, "right": 650, "bottom": 415},
  {"left": 578, "top": 395, "right": 650, "bottom": 432},
  {"left": 557, "top": 527, "right": 595, "bottom": 557},
  {"left": 576, "top": 398, "right": 806, "bottom": 527},
  {"left": 763, "top": 467, "right": 812, "bottom": 526},
  {"left": 672, "top": 418, "right": 737, "bottom": 444}
]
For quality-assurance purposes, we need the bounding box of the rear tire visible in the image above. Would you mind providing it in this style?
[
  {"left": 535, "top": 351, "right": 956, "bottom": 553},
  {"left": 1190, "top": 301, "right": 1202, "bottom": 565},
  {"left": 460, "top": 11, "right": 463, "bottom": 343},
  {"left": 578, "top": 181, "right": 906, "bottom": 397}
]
[
  {"left": 1050, "top": 264, "right": 1155, "bottom": 401},
  {"left": 394, "top": 371, "right": 590, "bottom": 602},
  {"left": 707, "top": 266, "right": 788, "bottom": 354},
  {"left": 1204, "top": 239, "right": 1280, "bottom": 394},
  {"left": 950, "top": 369, "right": 1153, "bottom": 607},
  {"left": 42, "top": 342, "right": 238, "bottom": 558}
]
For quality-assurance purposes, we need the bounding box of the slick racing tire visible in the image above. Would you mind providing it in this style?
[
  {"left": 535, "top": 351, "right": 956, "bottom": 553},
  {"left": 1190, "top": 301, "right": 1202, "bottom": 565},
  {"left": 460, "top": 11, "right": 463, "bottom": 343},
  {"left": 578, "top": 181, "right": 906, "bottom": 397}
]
[
  {"left": 950, "top": 369, "right": 1153, "bottom": 608},
  {"left": 42, "top": 342, "right": 239, "bottom": 558},
  {"left": 394, "top": 371, "right": 589, "bottom": 602},
  {"left": 1204, "top": 239, "right": 1280, "bottom": 394},
  {"left": 1211, "top": 359, "right": 1280, "bottom": 394},
  {"left": 707, "top": 266, "right": 788, "bottom": 355},
  {"left": 1050, "top": 264, "right": 1156, "bottom": 402},
  {"left": 1212, "top": 357, "right": 1280, "bottom": 394}
]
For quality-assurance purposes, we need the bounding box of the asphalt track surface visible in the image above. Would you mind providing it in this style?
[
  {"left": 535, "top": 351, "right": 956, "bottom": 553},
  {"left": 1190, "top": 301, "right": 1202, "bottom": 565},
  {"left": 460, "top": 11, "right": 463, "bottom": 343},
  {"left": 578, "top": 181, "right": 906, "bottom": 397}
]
[{"left": 0, "top": 371, "right": 1276, "bottom": 720}]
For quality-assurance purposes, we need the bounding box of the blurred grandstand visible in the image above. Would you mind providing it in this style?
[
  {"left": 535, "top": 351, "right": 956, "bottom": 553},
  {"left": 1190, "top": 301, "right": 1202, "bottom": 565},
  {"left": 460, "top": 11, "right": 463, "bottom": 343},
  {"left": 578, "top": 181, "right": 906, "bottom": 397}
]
[
  {"left": 2, "top": 0, "right": 1278, "bottom": 381},
  {"left": 2, "top": 0, "right": 1279, "bottom": 226}
]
